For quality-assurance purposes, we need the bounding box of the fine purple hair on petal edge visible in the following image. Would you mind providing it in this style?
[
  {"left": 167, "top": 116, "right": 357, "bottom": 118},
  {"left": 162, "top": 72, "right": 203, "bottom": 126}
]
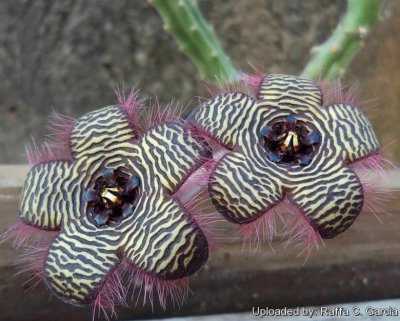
[
  {"left": 205, "top": 68, "right": 265, "bottom": 100},
  {"left": 180, "top": 187, "right": 225, "bottom": 252},
  {"left": 172, "top": 137, "right": 237, "bottom": 250},
  {"left": 124, "top": 263, "right": 190, "bottom": 310},
  {"left": 93, "top": 260, "right": 190, "bottom": 320},
  {"left": 282, "top": 207, "right": 324, "bottom": 259},
  {"left": 239, "top": 71, "right": 265, "bottom": 96},
  {"left": 205, "top": 78, "right": 245, "bottom": 98},
  {"left": 46, "top": 112, "right": 77, "bottom": 159},
  {"left": 0, "top": 221, "right": 57, "bottom": 249},
  {"left": 5, "top": 225, "right": 191, "bottom": 320},
  {"left": 350, "top": 152, "right": 398, "bottom": 221},
  {"left": 318, "top": 78, "right": 362, "bottom": 108},
  {"left": 185, "top": 121, "right": 235, "bottom": 156},
  {"left": 12, "top": 238, "right": 191, "bottom": 320},
  {"left": 238, "top": 205, "right": 282, "bottom": 252},
  {"left": 115, "top": 86, "right": 144, "bottom": 131},
  {"left": 115, "top": 86, "right": 188, "bottom": 133},
  {"left": 238, "top": 152, "right": 397, "bottom": 256},
  {"left": 171, "top": 152, "right": 226, "bottom": 251},
  {"left": 15, "top": 244, "right": 50, "bottom": 291},
  {"left": 25, "top": 140, "right": 60, "bottom": 169},
  {"left": 5, "top": 225, "right": 58, "bottom": 290},
  {"left": 143, "top": 98, "right": 187, "bottom": 131},
  {"left": 17, "top": 89, "right": 211, "bottom": 319},
  {"left": 237, "top": 201, "right": 324, "bottom": 257},
  {"left": 93, "top": 264, "right": 128, "bottom": 320},
  {"left": 26, "top": 112, "right": 77, "bottom": 168},
  {"left": 205, "top": 72, "right": 364, "bottom": 110},
  {"left": 26, "top": 88, "right": 184, "bottom": 169}
]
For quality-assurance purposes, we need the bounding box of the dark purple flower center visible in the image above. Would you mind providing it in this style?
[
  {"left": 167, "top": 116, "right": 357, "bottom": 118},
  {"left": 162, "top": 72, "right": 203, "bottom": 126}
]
[
  {"left": 261, "top": 114, "right": 320, "bottom": 166},
  {"left": 83, "top": 167, "right": 140, "bottom": 227}
]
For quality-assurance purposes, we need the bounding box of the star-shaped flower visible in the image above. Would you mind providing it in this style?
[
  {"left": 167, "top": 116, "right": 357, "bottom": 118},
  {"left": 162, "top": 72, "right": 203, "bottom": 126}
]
[
  {"left": 18, "top": 102, "right": 211, "bottom": 309},
  {"left": 189, "top": 74, "right": 380, "bottom": 242}
]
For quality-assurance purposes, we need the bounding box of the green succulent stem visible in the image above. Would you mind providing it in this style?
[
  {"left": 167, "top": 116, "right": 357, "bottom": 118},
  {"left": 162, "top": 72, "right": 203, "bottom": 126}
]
[
  {"left": 302, "top": 0, "right": 384, "bottom": 80},
  {"left": 150, "top": 0, "right": 238, "bottom": 82}
]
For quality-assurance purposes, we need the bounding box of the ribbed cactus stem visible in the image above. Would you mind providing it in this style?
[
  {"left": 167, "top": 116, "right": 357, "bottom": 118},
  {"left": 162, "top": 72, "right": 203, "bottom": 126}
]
[
  {"left": 150, "top": 0, "right": 238, "bottom": 82},
  {"left": 302, "top": 0, "right": 384, "bottom": 80}
]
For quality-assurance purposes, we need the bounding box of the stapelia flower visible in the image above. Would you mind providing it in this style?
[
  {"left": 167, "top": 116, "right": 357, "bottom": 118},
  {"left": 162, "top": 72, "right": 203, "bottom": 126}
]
[
  {"left": 15, "top": 95, "right": 211, "bottom": 314},
  {"left": 189, "top": 74, "right": 385, "bottom": 250}
]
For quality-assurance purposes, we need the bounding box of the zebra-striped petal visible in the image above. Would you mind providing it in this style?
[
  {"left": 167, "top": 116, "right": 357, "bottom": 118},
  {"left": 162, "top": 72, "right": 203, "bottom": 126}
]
[
  {"left": 322, "top": 104, "right": 380, "bottom": 164},
  {"left": 132, "top": 122, "right": 211, "bottom": 194},
  {"left": 19, "top": 161, "right": 73, "bottom": 230},
  {"left": 44, "top": 223, "right": 120, "bottom": 305},
  {"left": 290, "top": 166, "right": 363, "bottom": 239},
  {"left": 17, "top": 103, "right": 214, "bottom": 311},
  {"left": 122, "top": 197, "right": 208, "bottom": 280},
  {"left": 188, "top": 93, "right": 256, "bottom": 150},
  {"left": 209, "top": 152, "right": 283, "bottom": 224},
  {"left": 187, "top": 74, "right": 379, "bottom": 244},
  {"left": 257, "top": 74, "right": 322, "bottom": 112},
  {"left": 70, "top": 105, "right": 137, "bottom": 159}
]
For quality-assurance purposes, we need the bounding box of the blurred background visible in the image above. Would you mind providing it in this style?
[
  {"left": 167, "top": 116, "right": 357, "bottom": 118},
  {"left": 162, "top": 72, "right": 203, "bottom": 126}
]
[{"left": 0, "top": 0, "right": 399, "bottom": 164}]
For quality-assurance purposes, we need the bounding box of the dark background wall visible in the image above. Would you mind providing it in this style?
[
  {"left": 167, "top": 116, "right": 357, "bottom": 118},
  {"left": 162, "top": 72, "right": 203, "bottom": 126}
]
[{"left": 0, "top": 0, "right": 399, "bottom": 163}]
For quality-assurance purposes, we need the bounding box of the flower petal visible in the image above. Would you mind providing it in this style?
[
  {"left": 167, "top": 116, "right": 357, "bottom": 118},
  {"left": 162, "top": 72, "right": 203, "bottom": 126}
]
[
  {"left": 70, "top": 105, "right": 136, "bottom": 159},
  {"left": 289, "top": 166, "right": 363, "bottom": 238},
  {"left": 44, "top": 223, "right": 120, "bottom": 305},
  {"left": 209, "top": 152, "right": 283, "bottom": 223},
  {"left": 121, "top": 195, "right": 208, "bottom": 280},
  {"left": 322, "top": 104, "right": 380, "bottom": 163},
  {"left": 257, "top": 74, "right": 322, "bottom": 112},
  {"left": 19, "top": 161, "right": 73, "bottom": 230},
  {"left": 188, "top": 93, "right": 256, "bottom": 150},
  {"left": 132, "top": 122, "right": 211, "bottom": 194}
]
